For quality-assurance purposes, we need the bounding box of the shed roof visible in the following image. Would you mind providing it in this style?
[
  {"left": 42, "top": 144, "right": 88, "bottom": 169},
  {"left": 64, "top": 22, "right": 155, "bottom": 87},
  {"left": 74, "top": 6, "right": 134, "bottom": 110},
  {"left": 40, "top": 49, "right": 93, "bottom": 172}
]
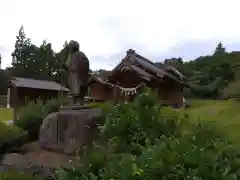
[{"left": 10, "top": 77, "right": 69, "bottom": 91}]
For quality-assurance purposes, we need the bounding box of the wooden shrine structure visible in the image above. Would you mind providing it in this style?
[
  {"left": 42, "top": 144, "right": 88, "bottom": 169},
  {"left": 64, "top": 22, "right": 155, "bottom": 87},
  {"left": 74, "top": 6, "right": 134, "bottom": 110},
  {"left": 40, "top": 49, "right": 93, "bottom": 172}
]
[{"left": 88, "top": 49, "right": 189, "bottom": 108}]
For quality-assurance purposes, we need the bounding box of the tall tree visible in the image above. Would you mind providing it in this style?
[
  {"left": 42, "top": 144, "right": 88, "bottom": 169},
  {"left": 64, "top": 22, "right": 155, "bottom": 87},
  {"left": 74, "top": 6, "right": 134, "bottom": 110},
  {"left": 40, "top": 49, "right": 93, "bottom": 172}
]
[
  {"left": 33, "top": 40, "right": 58, "bottom": 80},
  {"left": 11, "top": 25, "right": 38, "bottom": 77},
  {"left": 54, "top": 41, "right": 69, "bottom": 85},
  {"left": 214, "top": 42, "right": 226, "bottom": 56},
  {"left": 11, "top": 26, "right": 40, "bottom": 78},
  {"left": 11, "top": 25, "right": 26, "bottom": 75}
]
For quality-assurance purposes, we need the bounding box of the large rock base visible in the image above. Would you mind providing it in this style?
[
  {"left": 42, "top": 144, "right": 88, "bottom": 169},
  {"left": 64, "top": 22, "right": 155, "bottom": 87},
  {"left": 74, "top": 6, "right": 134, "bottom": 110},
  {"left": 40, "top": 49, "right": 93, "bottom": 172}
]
[{"left": 39, "top": 108, "right": 104, "bottom": 155}]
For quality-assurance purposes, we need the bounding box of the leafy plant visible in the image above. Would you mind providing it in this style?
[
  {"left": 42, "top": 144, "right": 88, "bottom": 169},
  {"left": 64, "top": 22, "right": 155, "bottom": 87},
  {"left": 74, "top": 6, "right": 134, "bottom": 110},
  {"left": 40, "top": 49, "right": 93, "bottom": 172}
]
[
  {"left": 43, "top": 98, "right": 67, "bottom": 115},
  {"left": 16, "top": 98, "right": 65, "bottom": 141},
  {"left": 54, "top": 89, "right": 240, "bottom": 180},
  {"left": 0, "top": 121, "right": 27, "bottom": 154},
  {"left": 15, "top": 101, "right": 44, "bottom": 141}
]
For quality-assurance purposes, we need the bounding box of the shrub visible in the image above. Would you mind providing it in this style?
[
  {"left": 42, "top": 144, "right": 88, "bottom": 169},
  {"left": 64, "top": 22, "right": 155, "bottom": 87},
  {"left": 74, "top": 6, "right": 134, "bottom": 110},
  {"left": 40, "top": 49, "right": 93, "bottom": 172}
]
[
  {"left": 0, "top": 121, "right": 27, "bottom": 154},
  {"left": 56, "top": 88, "right": 240, "bottom": 180},
  {"left": 16, "top": 98, "right": 65, "bottom": 141},
  {"left": 16, "top": 101, "right": 45, "bottom": 141},
  {"left": 88, "top": 102, "right": 114, "bottom": 113},
  {"left": 43, "top": 98, "right": 66, "bottom": 115}
]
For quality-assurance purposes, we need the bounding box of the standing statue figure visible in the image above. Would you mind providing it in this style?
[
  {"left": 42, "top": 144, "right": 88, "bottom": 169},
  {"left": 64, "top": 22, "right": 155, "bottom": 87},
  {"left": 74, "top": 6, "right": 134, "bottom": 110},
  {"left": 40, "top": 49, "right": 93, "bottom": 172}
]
[{"left": 63, "top": 40, "right": 90, "bottom": 106}]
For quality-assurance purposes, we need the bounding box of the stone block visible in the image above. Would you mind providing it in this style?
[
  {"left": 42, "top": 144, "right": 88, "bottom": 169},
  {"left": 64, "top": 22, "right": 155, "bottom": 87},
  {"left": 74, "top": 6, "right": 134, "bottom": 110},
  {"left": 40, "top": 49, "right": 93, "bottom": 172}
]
[{"left": 39, "top": 108, "right": 104, "bottom": 155}]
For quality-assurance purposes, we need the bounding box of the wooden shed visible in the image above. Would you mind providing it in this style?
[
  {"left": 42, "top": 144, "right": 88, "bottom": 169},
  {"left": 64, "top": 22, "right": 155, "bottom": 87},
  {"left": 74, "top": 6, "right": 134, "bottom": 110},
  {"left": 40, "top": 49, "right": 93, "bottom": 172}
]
[
  {"left": 89, "top": 49, "right": 189, "bottom": 108},
  {"left": 8, "top": 77, "right": 69, "bottom": 121}
]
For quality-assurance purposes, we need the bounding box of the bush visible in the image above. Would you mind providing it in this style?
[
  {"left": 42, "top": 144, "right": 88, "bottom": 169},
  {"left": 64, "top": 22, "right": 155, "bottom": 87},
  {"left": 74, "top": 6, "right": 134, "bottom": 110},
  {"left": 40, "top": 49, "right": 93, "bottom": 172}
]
[
  {"left": 56, "top": 88, "right": 240, "bottom": 180},
  {"left": 0, "top": 121, "right": 27, "bottom": 154},
  {"left": 16, "top": 98, "right": 65, "bottom": 141},
  {"left": 43, "top": 98, "right": 68, "bottom": 115},
  {"left": 16, "top": 101, "right": 45, "bottom": 141},
  {"left": 88, "top": 102, "right": 114, "bottom": 113}
]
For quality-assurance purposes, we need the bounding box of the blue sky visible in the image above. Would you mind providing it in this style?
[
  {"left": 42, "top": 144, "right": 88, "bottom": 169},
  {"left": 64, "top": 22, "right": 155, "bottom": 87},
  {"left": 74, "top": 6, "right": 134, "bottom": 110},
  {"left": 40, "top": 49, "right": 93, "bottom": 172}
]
[{"left": 1, "top": 0, "right": 240, "bottom": 70}]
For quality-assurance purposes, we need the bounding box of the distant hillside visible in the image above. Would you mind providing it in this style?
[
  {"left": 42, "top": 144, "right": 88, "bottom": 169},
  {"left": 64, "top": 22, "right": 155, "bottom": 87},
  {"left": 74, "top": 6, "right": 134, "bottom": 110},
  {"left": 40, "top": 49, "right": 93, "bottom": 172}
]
[{"left": 158, "top": 43, "right": 240, "bottom": 99}]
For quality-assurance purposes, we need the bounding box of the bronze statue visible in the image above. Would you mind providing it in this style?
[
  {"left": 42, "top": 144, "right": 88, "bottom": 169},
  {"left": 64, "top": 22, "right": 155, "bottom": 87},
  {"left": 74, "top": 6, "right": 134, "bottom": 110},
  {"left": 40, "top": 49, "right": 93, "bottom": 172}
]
[{"left": 63, "top": 40, "right": 90, "bottom": 105}]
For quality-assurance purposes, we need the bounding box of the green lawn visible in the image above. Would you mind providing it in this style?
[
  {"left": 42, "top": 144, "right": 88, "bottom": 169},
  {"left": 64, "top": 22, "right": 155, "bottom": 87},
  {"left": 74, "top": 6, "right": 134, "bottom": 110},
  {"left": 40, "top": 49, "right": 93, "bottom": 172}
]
[
  {"left": 0, "top": 107, "right": 14, "bottom": 122},
  {"left": 184, "top": 99, "right": 240, "bottom": 143}
]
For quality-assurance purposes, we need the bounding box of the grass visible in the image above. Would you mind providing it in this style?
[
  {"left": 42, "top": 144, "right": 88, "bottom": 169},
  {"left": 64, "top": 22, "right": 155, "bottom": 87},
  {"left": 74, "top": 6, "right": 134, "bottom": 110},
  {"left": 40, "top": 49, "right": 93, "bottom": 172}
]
[
  {"left": 223, "top": 79, "right": 240, "bottom": 98},
  {"left": 0, "top": 107, "right": 14, "bottom": 122},
  {"left": 184, "top": 99, "right": 240, "bottom": 144},
  {"left": 0, "top": 170, "right": 43, "bottom": 180}
]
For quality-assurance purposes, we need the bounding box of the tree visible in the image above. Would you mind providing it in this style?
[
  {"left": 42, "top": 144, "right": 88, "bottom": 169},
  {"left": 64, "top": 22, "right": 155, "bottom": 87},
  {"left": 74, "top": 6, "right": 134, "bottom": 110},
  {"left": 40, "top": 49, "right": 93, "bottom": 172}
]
[
  {"left": 164, "top": 57, "right": 183, "bottom": 65},
  {"left": 11, "top": 25, "right": 38, "bottom": 77},
  {"left": 11, "top": 25, "right": 26, "bottom": 74},
  {"left": 214, "top": 42, "right": 226, "bottom": 56},
  {"left": 33, "top": 40, "right": 58, "bottom": 80},
  {"left": 54, "top": 41, "right": 69, "bottom": 85}
]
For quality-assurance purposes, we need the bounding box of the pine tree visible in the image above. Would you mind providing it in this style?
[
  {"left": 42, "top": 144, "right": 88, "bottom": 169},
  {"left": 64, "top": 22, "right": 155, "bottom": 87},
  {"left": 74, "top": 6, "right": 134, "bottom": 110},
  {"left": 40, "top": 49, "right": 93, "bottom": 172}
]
[
  {"left": 214, "top": 42, "right": 226, "bottom": 56},
  {"left": 11, "top": 26, "right": 38, "bottom": 77}
]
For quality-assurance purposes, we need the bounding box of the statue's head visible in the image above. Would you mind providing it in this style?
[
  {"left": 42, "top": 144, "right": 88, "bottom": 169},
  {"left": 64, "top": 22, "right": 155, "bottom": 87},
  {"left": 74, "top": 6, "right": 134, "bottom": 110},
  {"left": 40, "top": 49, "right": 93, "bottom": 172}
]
[{"left": 69, "top": 40, "right": 79, "bottom": 53}]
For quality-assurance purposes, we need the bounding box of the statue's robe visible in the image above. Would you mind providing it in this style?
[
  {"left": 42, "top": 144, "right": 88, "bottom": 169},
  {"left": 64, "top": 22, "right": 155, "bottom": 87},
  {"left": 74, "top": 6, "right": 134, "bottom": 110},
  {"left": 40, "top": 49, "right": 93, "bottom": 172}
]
[{"left": 65, "top": 51, "right": 89, "bottom": 96}]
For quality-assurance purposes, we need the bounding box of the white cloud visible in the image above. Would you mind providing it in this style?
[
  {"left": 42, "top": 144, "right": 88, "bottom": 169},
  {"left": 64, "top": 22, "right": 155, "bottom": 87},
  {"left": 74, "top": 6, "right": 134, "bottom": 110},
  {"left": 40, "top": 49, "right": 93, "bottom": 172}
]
[{"left": 1, "top": 0, "right": 240, "bottom": 70}]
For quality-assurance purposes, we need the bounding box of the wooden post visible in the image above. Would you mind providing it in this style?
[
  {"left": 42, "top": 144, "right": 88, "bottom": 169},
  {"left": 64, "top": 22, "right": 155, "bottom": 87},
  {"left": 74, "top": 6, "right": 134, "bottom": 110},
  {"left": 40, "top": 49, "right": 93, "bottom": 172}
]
[
  {"left": 60, "top": 69, "right": 64, "bottom": 108},
  {"left": 114, "top": 88, "right": 117, "bottom": 104},
  {"left": 13, "top": 87, "right": 19, "bottom": 124},
  {"left": 7, "top": 88, "right": 10, "bottom": 108}
]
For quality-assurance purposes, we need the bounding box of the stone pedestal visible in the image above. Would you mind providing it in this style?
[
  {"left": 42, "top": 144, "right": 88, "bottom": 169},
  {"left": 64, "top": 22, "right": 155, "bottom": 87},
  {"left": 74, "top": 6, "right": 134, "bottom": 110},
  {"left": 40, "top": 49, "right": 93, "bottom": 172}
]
[{"left": 39, "top": 108, "right": 104, "bottom": 155}]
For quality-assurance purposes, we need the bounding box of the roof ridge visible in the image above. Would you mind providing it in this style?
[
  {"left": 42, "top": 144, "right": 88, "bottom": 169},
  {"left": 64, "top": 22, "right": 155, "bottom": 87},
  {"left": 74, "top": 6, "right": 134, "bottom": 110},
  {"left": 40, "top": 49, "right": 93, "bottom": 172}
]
[
  {"left": 126, "top": 50, "right": 186, "bottom": 84},
  {"left": 127, "top": 50, "right": 166, "bottom": 73},
  {"left": 13, "top": 77, "right": 59, "bottom": 83},
  {"left": 10, "top": 77, "right": 69, "bottom": 91}
]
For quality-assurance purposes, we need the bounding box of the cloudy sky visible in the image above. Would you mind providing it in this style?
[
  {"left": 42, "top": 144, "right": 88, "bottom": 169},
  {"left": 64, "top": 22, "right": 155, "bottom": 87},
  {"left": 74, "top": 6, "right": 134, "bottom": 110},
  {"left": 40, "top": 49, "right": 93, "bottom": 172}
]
[{"left": 1, "top": 0, "right": 240, "bottom": 70}]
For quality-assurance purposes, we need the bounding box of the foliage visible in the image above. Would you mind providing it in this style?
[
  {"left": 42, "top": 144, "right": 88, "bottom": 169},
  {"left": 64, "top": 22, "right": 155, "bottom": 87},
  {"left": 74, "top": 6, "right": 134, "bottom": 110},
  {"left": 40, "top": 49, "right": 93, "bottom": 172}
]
[
  {"left": 16, "top": 101, "right": 45, "bottom": 141},
  {"left": 161, "top": 42, "right": 237, "bottom": 99},
  {"left": 0, "top": 26, "right": 239, "bottom": 101},
  {"left": 188, "top": 77, "right": 224, "bottom": 99},
  {"left": 0, "top": 171, "right": 43, "bottom": 180},
  {"left": 55, "top": 89, "right": 240, "bottom": 180},
  {"left": 43, "top": 98, "right": 67, "bottom": 115},
  {"left": 9, "top": 26, "right": 69, "bottom": 86},
  {"left": 11, "top": 26, "right": 39, "bottom": 78},
  {"left": 16, "top": 98, "right": 64, "bottom": 141},
  {"left": 0, "top": 121, "right": 27, "bottom": 154},
  {"left": 88, "top": 102, "right": 114, "bottom": 113}
]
